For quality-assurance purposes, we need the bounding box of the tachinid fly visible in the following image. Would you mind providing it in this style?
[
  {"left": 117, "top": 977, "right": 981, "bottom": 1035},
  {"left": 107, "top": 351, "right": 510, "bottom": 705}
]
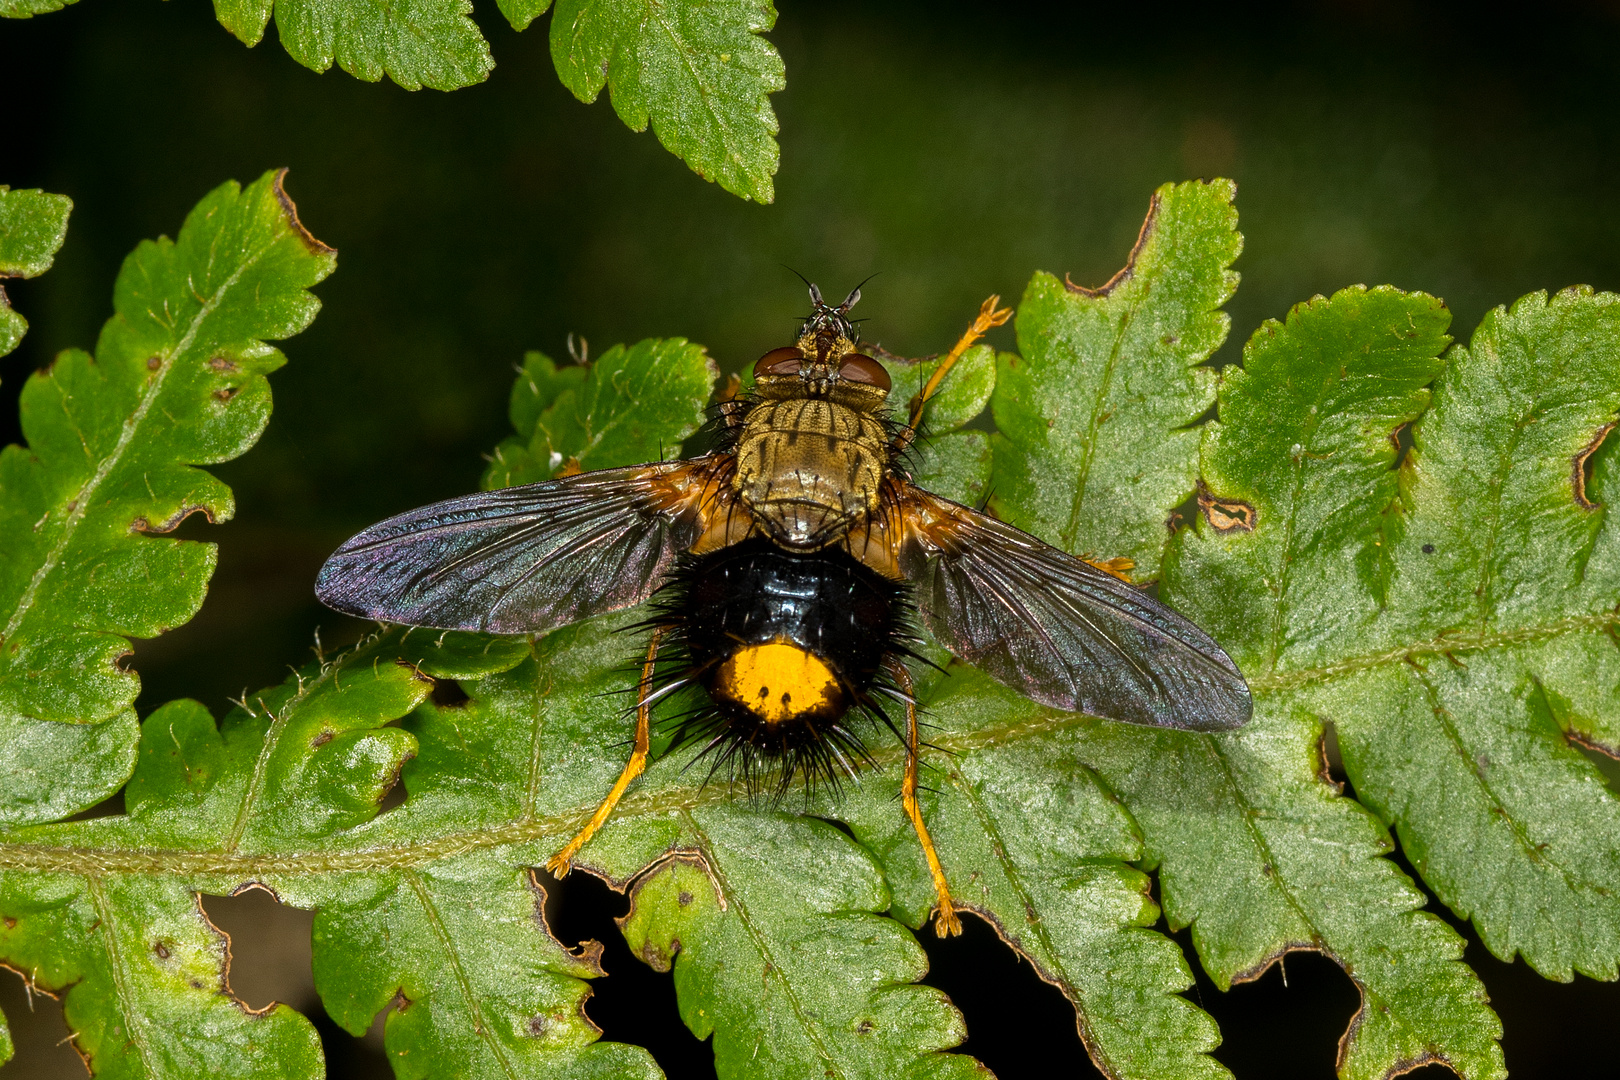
[{"left": 316, "top": 285, "right": 1252, "bottom": 936}]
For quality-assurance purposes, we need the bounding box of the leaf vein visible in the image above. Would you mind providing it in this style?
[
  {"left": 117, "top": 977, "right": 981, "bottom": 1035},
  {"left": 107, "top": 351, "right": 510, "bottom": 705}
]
[
  {"left": 1061, "top": 291, "right": 1145, "bottom": 553},
  {"left": 681, "top": 808, "right": 846, "bottom": 1078},
  {"left": 403, "top": 868, "right": 522, "bottom": 1079},
  {"left": 84, "top": 876, "right": 158, "bottom": 1079}
]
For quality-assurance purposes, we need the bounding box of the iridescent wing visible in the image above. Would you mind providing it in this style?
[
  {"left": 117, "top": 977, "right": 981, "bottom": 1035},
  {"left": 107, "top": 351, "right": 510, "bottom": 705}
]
[
  {"left": 881, "top": 483, "right": 1251, "bottom": 731},
  {"left": 316, "top": 458, "right": 733, "bottom": 635}
]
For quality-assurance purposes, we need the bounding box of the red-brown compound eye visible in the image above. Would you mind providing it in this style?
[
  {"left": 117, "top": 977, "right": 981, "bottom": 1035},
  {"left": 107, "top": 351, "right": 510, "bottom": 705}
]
[
  {"left": 753, "top": 346, "right": 804, "bottom": 379},
  {"left": 837, "top": 353, "right": 891, "bottom": 392}
]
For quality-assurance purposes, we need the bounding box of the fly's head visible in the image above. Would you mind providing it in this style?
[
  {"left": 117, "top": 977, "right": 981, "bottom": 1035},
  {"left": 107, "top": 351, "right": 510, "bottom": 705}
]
[{"left": 752, "top": 283, "right": 891, "bottom": 410}]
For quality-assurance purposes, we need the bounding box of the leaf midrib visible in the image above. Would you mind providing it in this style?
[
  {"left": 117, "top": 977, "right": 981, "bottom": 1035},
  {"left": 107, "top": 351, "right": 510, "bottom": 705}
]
[
  {"left": 1, "top": 613, "right": 1610, "bottom": 876},
  {"left": 223, "top": 664, "right": 340, "bottom": 852}
]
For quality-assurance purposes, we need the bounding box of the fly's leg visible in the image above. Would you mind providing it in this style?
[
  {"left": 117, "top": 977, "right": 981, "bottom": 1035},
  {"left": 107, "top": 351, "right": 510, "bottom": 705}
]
[
  {"left": 886, "top": 658, "right": 962, "bottom": 937},
  {"left": 907, "top": 295, "right": 1014, "bottom": 431},
  {"left": 546, "top": 628, "right": 664, "bottom": 876}
]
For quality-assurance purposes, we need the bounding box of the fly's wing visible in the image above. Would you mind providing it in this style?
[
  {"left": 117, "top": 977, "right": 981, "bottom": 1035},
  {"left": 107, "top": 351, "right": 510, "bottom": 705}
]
[
  {"left": 886, "top": 483, "right": 1251, "bottom": 731},
  {"left": 316, "top": 459, "right": 731, "bottom": 634}
]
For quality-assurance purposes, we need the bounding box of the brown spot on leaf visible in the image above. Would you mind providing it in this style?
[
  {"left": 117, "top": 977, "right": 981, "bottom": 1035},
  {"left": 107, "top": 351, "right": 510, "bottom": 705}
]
[
  {"left": 1197, "top": 480, "right": 1256, "bottom": 532},
  {"left": 640, "top": 936, "right": 679, "bottom": 972},
  {"left": 131, "top": 504, "right": 215, "bottom": 535},
  {"left": 678, "top": 891, "right": 693, "bottom": 906},
  {"left": 208, "top": 356, "right": 239, "bottom": 372},
  {"left": 1066, "top": 190, "right": 1160, "bottom": 298},
  {"left": 310, "top": 730, "right": 334, "bottom": 749},
  {"left": 1367, "top": 1050, "right": 1448, "bottom": 1080},
  {"left": 855, "top": 1020, "right": 875, "bottom": 1035},
  {"left": 1315, "top": 721, "right": 1345, "bottom": 794},
  {"left": 146, "top": 356, "right": 162, "bottom": 371},
  {"left": 153, "top": 942, "right": 171, "bottom": 959},
  {"left": 1567, "top": 727, "right": 1620, "bottom": 761},
  {"left": 528, "top": 1015, "right": 549, "bottom": 1037},
  {"left": 1573, "top": 421, "right": 1614, "bottom": 511},
  {"left": 271, "top": 168, "right": 336, "bottom": 256},
  {"left": 214, "top": 386, "right": 240, "bottom": 403}
]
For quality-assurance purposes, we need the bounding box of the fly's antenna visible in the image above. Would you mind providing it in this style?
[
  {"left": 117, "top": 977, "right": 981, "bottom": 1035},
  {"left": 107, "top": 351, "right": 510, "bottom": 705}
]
[{"left": 839, "top": 272, "right": 880, "bottom": 314}]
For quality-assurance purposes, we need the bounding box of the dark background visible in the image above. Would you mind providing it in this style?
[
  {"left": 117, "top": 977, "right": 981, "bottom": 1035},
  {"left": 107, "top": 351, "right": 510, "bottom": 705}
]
[{"left": 3, "top": 0, "right": 1620, "bottom": 1076}]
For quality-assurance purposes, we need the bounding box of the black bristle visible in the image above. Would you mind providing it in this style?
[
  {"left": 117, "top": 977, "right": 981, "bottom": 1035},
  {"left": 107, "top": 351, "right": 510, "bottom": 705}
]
[{"left": 633, "top": 538, "right": 920, "bottom": 802}]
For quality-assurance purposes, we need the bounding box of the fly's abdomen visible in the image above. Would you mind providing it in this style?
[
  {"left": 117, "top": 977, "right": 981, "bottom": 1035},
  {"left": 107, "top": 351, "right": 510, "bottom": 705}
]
[{"left": 734, "top": 398, "right": 889, "bottom": 547}]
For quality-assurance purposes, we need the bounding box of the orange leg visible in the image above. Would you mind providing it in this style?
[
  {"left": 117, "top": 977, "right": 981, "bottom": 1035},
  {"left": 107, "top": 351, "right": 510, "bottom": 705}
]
[
  {"left": 909, "top": 295, "right": 1014, "bottom": 430},
  {"left": 546, "top": 629, "right": 664, "bottom": 876},
  {"left": 886, "top": 659, "right": 962, "bottom": 937}
]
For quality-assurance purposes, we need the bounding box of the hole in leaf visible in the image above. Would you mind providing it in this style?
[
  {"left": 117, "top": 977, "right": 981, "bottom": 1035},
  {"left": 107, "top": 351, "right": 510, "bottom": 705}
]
[
  {"left": 201, "top": 887, "right": 392, "bottom": 1075},
  {"left": 0, "top": 962, "right": 83, "bottom": 1077},
  {"left": 1389, "top": 420, "right": 1414, "bottom": 471},
  {"left": 917, "top": 909, "right": 1097, "bottom": 1078},
  {"left": 1197, "top": 479, "right": 1256, "bottom": 532},
  {"left": 1170, "top": 924, "right": 1360, "bottom": 1079},
  {"left": 430, "top": 677, "right": 470, "bottom": 708},
  {"left": 63, "top": 788, "right": 125, "bottom": 822},
  {"left": 200, "top": 886, "right": 318, "bottom": 1014},
  {"left": 1317, "top": 719, "right": 1347, "bottom": 789},
  {"left": 538, "top": 867, "right": 716, "bottom": 1079}
]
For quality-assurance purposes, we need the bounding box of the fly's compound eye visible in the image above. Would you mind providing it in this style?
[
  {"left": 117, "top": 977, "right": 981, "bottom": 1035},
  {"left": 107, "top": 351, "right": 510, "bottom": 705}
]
[
  {"left": 753, "top": 346, "right": 804, "bottom": 379},
  {"left": 837, "top": 353, "right": 891, "bottom": 393}
]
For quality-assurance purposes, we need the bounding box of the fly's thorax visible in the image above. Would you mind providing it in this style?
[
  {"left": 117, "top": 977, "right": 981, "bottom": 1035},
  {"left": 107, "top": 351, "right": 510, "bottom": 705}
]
[{"left": 733, "top": 395, "right": 892, "bottom": 548}]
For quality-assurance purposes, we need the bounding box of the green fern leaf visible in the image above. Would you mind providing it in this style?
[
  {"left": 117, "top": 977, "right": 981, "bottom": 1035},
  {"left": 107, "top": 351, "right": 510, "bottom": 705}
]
[
  {"left": 0, "top": 0, "right": 76, "bottom": 16},
  {"left": 991, "top": 179, "right": 1240, "bottom": 571},
  {"left": 0, "top": 185, "right": 72, "bottom": 357},
  {"left": 548, "top": 0, "right": 785, "bottom": 203},
  {"left": 211, "top": 0, "right": 493, "bottom": 91},
  {"left": 5, "top": 174, "right": 1615, "bottom": 1080},
  {"left": 0, "top": 170, "right": 333, "bottom": 828},
  {"left": 483, "top": 339, "right": 719, "bottom": 490}
]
